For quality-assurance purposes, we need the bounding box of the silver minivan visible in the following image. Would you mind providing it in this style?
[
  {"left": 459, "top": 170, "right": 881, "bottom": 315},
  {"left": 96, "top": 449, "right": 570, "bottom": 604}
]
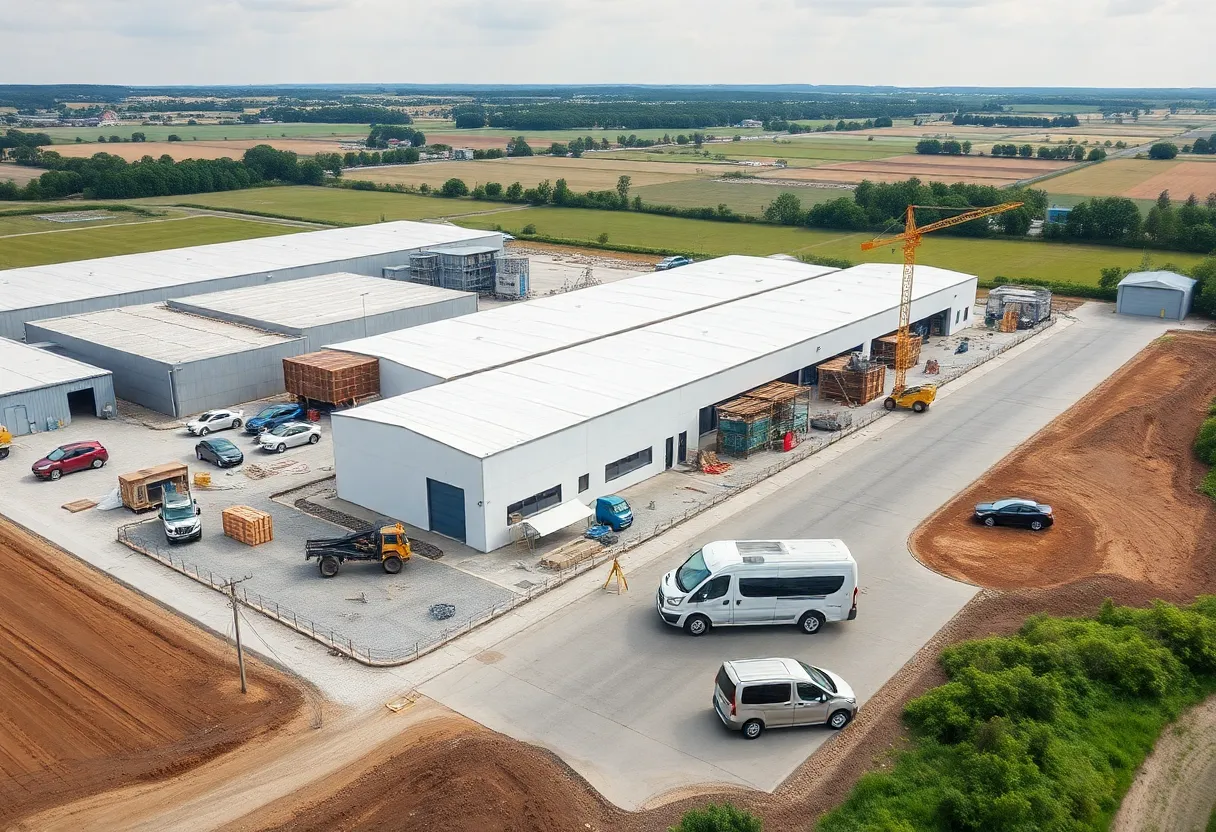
[{"left": 713, "top": 657, "right": 857, "bottom": 739}]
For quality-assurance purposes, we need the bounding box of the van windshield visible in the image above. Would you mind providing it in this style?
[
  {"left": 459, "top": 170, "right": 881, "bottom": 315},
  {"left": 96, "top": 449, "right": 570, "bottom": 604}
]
[
  {"left": 676, "top": 549, "right": 711, "bottom": 592},
  {"left": 798, "top": 661, "right": 836, "bottom": 693}
]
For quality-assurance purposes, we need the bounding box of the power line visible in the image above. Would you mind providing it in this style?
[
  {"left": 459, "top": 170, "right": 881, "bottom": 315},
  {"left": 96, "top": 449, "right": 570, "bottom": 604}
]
[{"left": 219, "top": 575, "right": 253, "bottom": 694}]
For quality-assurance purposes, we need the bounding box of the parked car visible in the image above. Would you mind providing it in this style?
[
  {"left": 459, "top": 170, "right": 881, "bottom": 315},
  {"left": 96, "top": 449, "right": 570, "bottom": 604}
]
[
  {"left": 258, "top": 421, "right": 322, "bottom": 453},
  {"left": 501, "top": 233, "right": 516, "bottom": 242},
  {"left": 713, "top": 658, "right": 857, "bottom": 740},
  {"left": 196, "top": 437, "right": 245, "bottom": 468},
  {"left": 973, "top": 498, "right": 1054, "bottom": 530},
  {"left": 31, "top": 440, "right": 108, "bottom": 481},
  {"left": 654, "top": 255, "right": 693, "bottom": 271},
  {"left": 186, "top": 408, "right": 244, "bottom": 436},
  {"left": 160, "top": 488, "right": 202, "bottom": 544},
  {"left": 595, "top": 495, "right": 633, "bottom": 531},
  {"left": 245, "top": 403, "right": 306, "bottom": 435}
]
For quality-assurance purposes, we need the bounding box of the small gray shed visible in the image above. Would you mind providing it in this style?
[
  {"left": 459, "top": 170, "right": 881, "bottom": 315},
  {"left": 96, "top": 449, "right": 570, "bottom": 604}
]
[
  {"left": 0, "top": 337, "right": 116, "bottom": 436},
  {"left": 1116, "top": 271, "right": 1196, "bottom": 320}
]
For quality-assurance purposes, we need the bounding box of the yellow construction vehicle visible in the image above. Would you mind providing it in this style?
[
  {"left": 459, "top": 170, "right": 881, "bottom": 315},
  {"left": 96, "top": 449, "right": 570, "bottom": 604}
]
[
  {"left": 883, "top": 383, "right": 937, "bottom": 413},
  {"left": 0, "top": 424, "right": 11, "bottom": 460},
  {"left": 305, "top": 522, "right": 413, "bottom": 578},
  {"left": 862, "top": 202, "right": 1024, "bottom": 398}
]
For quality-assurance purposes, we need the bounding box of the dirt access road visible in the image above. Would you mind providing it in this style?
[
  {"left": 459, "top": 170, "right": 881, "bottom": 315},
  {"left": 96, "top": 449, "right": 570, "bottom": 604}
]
[{"left": 0, "top": 516, "right": 301, "bottom": 827}]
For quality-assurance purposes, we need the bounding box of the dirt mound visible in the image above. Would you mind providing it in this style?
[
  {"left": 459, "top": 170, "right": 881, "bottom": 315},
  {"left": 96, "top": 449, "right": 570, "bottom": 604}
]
[
  {"left": 911, "top": 331, "right": 1216, "bottom": 591},
  {"left": 0, "top": 517, "right": 302, "bottom": 826}
]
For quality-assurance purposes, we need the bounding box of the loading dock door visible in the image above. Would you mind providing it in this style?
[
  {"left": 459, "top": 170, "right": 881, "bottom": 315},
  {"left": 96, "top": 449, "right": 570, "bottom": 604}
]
[
  {"left": 3, "top": 405, "right": 29, "bottom": 436},
  {"left": 426, "top": 478, "right": 466, "bottom": 542},
  {"left": 1120, "top": 286, "right": 1183, "bottom": 320}
]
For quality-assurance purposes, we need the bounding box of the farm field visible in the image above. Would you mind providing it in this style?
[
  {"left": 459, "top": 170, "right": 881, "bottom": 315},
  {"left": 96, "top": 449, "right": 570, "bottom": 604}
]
[
  {"left": 348, "top": 156, "right": 739, "bottom": 190},
  {"left": 50, "top": 137, "right": 351, "bottom": 162},
  {"left": 139, "top": 186, "right": 495, "bottom": 224},
  {"left": 0, "top": 163, "right": 49, "bottom": 186},
  {"left": 759, "top": 153, "right": 1076, "bottom": 186},
  {"left": 608, "top": 136, "right": 916, "bottom": 166},
  {"left": 0, "top": 214, "right": 298, "bottom": 269},
  {"left": 635, "top": 180, "right": 849, "bottom": 215},
  {"left": 0, "top": 207, "right": 188, "bottom": 237},
  {"left": 1043, "top": 158, "right": 1204, "bottom": 198},
  {"left": 417, "top": 124, "right": 773, "bottom": 144},
  {"left": 1123, "top": 160, "right": 1216, "bottom": 200},
  {"left": 461, "top": 205, "right": 1205, "bottom": 283},
  {"left": 41, "top": 123, "right": 371, "bottom": 144}
]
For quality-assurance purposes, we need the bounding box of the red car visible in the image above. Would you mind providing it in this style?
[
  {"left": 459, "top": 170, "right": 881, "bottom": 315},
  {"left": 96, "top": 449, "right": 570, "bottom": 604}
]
[{"left": 31, "top": 440, "right": 109, "bottom": 480}]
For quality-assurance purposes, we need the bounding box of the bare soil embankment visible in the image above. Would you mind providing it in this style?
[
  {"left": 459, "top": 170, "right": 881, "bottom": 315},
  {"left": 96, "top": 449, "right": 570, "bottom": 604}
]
[{"left": 0, "top": 517, "right": 302, "bottom": 826}]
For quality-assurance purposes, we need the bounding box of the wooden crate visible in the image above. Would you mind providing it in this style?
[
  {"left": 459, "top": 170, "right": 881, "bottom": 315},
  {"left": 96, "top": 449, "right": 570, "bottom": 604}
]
[
  {"left": 118, "top": 463, "right": 189, "bottom": 511},
  {"left": 870, "top": 333, "right": 923, "bottom": 370},
  {"left": 222, "top": 505, "right": 274, "bottom": 546},
  {"left": 540, "top": 538, "right": 603, "bottom": 570},
  {"left": 817, "top": 355, "right": 886, "bottom": 405},
  {"left": 283, "top": 350, "right": 379, "bottom": 406}
]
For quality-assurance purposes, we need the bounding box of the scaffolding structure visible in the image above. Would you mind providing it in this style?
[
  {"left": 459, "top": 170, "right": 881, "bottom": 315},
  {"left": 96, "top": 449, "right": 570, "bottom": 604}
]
[
  {"left": 817, "top": 352, "right": 886, "bottom": 406},
  {"left": 985, "top": 285, "right": 1052, "bottom": 330},
  {"left": 715, "top": 381, "right": 810, "bottom": 459},
  {"left": 494, "top": 257, "right": 531, "bottom": 300},
  {"left": 406, "top": 253, "right": 439, "bottom": 286},
  {"left": 871, "top": 332, "right": 923, "bottom": 370},
  {"left": 430, "top": 246, "right": 498, "bottom": 293}
]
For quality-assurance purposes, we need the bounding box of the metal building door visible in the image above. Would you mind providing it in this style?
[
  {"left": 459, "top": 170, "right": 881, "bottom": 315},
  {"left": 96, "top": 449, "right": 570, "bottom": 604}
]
[
  {"left": 3, "top": 405, "right": 29, "bottom": 436},
  {"left": 678, "top": 432, "right": 688, "bottom": 464},
  {"left": 1121, "top": 287, "right": 1182, "bottom": 320},
  {"left": 665, "top": 437, "right": 674, "bottom": 469},
  {"left": 426, "top": 478, "right": 466, "bottom": 542}
]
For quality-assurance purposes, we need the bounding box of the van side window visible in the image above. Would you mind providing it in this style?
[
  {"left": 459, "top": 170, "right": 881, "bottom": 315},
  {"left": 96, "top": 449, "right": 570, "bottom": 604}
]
[
  {"left": 741, "top": 683, "right": 791, "bottom": 705},
  {"left": 738, "top": 576, "right": 846, "bottom": 597},
  {"left": 697, "top": 576, "right": 730, "bottom": 602},
  {"left": 797, "top": 683, "right": 824, "bottom": 701}
]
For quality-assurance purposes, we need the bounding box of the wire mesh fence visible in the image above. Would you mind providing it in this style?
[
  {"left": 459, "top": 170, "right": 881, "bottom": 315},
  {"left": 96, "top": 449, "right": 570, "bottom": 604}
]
[{"left": 116, "top": 318, "right": 1055, "bottom": 667}]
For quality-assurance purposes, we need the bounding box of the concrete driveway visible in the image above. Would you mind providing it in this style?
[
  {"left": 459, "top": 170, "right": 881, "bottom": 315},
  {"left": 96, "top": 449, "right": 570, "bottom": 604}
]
[{"left": 421, "top": 305, "right": 1185, "bottom": 809}]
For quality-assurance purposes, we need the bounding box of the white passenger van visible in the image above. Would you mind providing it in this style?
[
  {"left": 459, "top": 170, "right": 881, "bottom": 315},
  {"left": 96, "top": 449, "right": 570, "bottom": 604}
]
[{"left": 656, "top": 539, "right": 858, "bottom": 636}]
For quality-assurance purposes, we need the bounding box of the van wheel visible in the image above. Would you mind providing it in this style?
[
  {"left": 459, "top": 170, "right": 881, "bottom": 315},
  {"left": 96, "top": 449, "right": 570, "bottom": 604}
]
[
  {"left": 684, "top": 615, "right": 710, "bottom": 637},
  {"left": 742, "top": 720, "right": 763, "bottom": 740},
  {"left": 912, "top": 401, "right": 927, "bottom": 413},
  {"left": 828, "top": 710, "right": 852, "bottom": 730},
  {"left": 883, "top": 397, "right": 897, "bottom": 411},
  {"left": 799, "top": 611, "right": 826, "bottom": 634},
  {"left": 319, "top": 556, "right": 340, "bottom": 578},
  {"left": 383, "top": 555, "right": 403, "bottom": 574}
]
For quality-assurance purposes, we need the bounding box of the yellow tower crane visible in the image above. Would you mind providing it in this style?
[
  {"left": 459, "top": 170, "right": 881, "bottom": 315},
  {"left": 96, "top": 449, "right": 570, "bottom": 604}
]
[{"left": 861, "top": 201, "right": 1024, "bottom": 395}]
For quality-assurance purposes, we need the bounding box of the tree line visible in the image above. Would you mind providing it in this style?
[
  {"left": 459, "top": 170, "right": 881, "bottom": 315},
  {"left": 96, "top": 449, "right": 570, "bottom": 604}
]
[
  {"left": 0, "top": 144, "right": 322, "bottom": 200},
  {"left": 257, "top": 105, "right": 412, "bottom": 124},
  {"left": 1048, "top": 189, "right": 1216, "bottom": 253},
  {"left": 766, "top": 117, "right": 893, "bottom": 133},
  {"left": 952, "top": 113, "right": 1081, "bottom": 128},
  {"left": 366, "top": 125, "right": 427, "bottom": 148},
  {"left": 1187, "top": 133, "right": 1216, "bottom": 154},
  {"left": 915, "top": 138, "right": 1107, "bottom": 162}
]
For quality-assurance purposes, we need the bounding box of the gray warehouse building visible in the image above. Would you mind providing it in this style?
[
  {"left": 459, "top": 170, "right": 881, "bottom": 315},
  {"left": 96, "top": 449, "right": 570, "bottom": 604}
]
[
  {"left": 0, "top": 221, "right": 502, "bottom": 339},
  {"left": 166, "top": 273, "right": 476, "bottom": 350},
  {"left": 27, "top": 306, "right": 302, "bottom": 417},
  {"left": 1116, "top": 271, "right": 1197, "bottom": 320},
  {"left": 0, "top": 337, "right": 116, "bottom": 436}
]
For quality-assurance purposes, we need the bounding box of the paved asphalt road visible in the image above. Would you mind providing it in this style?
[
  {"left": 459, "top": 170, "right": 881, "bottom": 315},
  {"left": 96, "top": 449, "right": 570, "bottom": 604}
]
[{"left": 422, "top": 306, "right": 1183, "bottom": 809}]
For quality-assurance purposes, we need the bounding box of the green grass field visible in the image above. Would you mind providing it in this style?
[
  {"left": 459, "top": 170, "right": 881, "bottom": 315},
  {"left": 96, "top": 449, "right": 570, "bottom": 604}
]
[
  {"left": 607, "top": 136, "right": 914, "bottom": 167},
  {"left": 0, "top": 215, "right": 298, "bottom": 269},
  {"left": 463, "top": 205, "right": 1206, "bottom": 284},
  {"left": 139, "top": 186, "right": 497, "bottom": 224},
  {"left": 418, "top": 124, "right": 774, "bottom": 142},
  {"left": 634, "top": 180, "right": 849, "bottom": 215},
  {"left": 0, "top": 208, "right": 186, "bottom": 238},
  {"left": 42, "top": 123, "right": 371, "bottom": 144}
]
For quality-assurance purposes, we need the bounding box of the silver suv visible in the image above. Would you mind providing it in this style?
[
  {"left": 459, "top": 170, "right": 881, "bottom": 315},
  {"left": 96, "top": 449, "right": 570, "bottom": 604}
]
[{"left": 713, "top": 657, "right": 857, "bottom": 739}]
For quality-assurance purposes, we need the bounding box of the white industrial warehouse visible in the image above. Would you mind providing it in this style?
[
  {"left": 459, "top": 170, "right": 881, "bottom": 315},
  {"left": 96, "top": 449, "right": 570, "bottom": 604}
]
[
  {"left": 330, "top": 256, "right": 839, "bottom": 396},
  {"left": 0, "top": 221, "right": 501, "bottom": 339},
  {"left": 332, "top": 260, "right": 978, "bottom": 551},
  {"left": 0, "top": 337, "right": 116, "bottom": 436}
]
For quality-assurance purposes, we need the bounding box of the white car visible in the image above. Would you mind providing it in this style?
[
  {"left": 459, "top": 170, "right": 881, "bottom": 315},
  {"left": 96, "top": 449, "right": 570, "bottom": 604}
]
[
  {"left": 258, "top": 421, "right": 321, "bottom": 453},
  {"left": 186, "top": 409, "right": 244, "bottom": 436}
]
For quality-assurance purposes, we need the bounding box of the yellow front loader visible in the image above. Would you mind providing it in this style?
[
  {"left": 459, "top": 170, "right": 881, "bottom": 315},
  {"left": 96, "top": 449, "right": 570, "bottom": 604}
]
[{"left": 0, "top": 424, "right": 11, "bottom": 460}]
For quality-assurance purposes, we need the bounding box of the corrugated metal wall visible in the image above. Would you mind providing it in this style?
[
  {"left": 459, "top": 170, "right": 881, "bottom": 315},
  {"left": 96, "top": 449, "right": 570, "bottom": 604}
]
[
  {"left": 172, "top": 340, "right": 306, "bottom": 416},
  {"left": 0, "top": 375, "right": 116, "bottom": 436},
  {"left": 1117, "top": 286, "right": 1186, "bottom": 320},
  {"left": 297, "top": 295, "right": 479, "bottom": 350}
]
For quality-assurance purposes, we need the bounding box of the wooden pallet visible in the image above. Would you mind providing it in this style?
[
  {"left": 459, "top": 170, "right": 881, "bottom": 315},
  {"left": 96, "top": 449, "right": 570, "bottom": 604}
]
[
  {"left": 283, "top": 350, "right": 380, "bottom": 406},
  {"left": 540, "top": 538, "right": 603, "bottom": 570},
  {"left": 871, "top": 333, "right": 923, "bottom": 370},
  {"left": 817, "top": 355, "right": 886, "bottom": 405},
  {"left": 222, "top": 505, "right": 273, "bottom": 546}
]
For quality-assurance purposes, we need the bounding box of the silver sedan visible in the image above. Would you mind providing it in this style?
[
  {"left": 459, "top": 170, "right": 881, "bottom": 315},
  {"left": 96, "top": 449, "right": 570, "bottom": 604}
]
[{"left": 258, "top": 421, "right": 322, "bottom": 453}]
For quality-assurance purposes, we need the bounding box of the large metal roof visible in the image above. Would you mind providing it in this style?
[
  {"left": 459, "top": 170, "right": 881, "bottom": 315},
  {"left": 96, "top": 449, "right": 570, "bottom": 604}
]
[
  {"left": 340, "top": 262, "right": 976, "bottom": 458},
  {"left": 0, "top": 337, "right": 110, "bottom": 397},
  {"left": 0, "top": 221, "right": 497, "bottom": 314},
  {"left": 1119, "top": 271, "right": 1196, "bottom": 291},
  {"left": 329, "top": 256, "right": 838, "bottom": 381},
  {"left": 30, "top": 304, "right": 298, "bottom": 364},
  {"left": 166, "top": 273, "right": 472, "bottom": 332}
]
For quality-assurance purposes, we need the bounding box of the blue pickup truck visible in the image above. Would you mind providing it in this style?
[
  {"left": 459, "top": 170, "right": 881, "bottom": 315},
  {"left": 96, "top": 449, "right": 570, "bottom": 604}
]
[{"left": 245, "top": 403, "right": 306, "bottom": 435}]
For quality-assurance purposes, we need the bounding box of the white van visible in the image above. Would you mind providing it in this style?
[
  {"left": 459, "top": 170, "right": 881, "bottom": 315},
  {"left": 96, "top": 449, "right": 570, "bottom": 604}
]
[{"left": 656, "top": 539, "right": 858, "bottom": 636}]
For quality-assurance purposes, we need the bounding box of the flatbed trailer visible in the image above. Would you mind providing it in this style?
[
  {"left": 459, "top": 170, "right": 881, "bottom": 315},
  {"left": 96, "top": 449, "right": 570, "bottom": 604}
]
[{"left": 305, "top": 523, "right": 412, "bottom": 577}]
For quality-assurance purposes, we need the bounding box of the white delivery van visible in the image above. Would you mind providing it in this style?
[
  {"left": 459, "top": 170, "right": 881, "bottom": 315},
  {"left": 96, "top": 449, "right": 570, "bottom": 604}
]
[{"left": 656, "top": 539, "right": 858, "bottom": 636}]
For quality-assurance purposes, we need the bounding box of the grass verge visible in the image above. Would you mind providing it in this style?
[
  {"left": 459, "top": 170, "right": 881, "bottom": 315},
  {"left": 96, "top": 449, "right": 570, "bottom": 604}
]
[{"left": 818, "top": 599, "right": 1216, "bottom": 832}]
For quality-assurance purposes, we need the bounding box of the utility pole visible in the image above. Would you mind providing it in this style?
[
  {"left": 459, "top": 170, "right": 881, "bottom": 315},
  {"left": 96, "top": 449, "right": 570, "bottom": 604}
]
[
  {"left": 221, "top": 576, "right": 253, "bottom": 694},
  {"left": 360, "top": 292, "right": 370, "bottom": 338}
]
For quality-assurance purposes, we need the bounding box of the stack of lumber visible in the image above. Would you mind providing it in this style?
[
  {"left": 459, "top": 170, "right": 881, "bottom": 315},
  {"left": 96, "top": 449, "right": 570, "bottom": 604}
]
[
  {"left": 817, "top": 355, "right": 886, "bottom": 405},
  {"left": 222, "top": 505, "right": 273, "bottom": 546},
  {"left": 999, "top": 304, "right": 1019, "bottom": 333},
  {"left": 283, "top": 350, "right": 379, "bottom": 406},
  {"left": 540, "top": 537, "right": 603, "bottom": 570},
  {"left": 870, "top": 334, "right": 923, "bottom": 370},
  {"left": 698, "top": 449, "right": 732, "bottom": 475}
]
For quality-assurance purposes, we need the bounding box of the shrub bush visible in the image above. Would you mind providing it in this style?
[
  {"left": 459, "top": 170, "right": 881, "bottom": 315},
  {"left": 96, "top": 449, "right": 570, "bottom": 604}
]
[
  {"left": 1195, "top": 416, "right": 1216, "bottom": 465},
  {"left": 670, "top": 802, "right": 763, "bottom": 832}
]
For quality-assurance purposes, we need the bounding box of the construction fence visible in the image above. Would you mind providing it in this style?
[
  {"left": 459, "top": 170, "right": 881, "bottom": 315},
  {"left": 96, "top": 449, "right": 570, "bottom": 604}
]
[{"left": 115, "top": 317, "right": 1056, "bottom": 667}]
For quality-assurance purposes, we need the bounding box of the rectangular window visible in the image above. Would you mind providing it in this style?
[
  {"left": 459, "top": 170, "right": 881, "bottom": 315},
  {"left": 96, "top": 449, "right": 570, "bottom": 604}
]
[
  {"left": 507, "top": 484, "right": 562, "bottom": 521},
  {"left": 963, "top": 306, "right": 969, "bottom": 321},
  {"left": 605, "top": 447, "right": 652, "bottom": 482},
  {"left": 715, "top": 666, "right": 737, "bottom": 704},
  {"left": 955, "top": 309, "right": 961, "bottom": 324},
  {"left": 738, "top": 576, "right": 846, "bottom": 598},
  {"left": 578, "top": 473, "right": 589, "bottom": 493},
  {"left": 741, "top": 683, "right": 791, "bottom": 705}
]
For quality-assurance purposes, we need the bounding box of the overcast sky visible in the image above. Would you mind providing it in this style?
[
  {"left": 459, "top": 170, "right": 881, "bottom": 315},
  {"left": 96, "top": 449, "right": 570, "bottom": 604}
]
[{"left": 3, "top": 0, "right": 1210, "bottom": 88}]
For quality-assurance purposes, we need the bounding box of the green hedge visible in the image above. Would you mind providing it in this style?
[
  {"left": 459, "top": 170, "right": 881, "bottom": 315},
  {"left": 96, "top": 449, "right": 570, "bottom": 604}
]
[
  {"left": 981, "top": 276, "right": 1118, "bottom": 301},
  {"left": 1196, "top": 415, "right": 1216, "bottom": 465},
  {"left": 818, "top": 599, "right": 1216, "bottom": 832},
  {"left": 172, "top": 203, "right": 348, "bottom": 227},
  {"left": 514, "top": 231, "right": 705, "bottom": 259}
]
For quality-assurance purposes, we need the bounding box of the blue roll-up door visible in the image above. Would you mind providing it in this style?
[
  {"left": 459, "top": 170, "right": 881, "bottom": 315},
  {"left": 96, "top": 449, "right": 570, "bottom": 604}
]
[
  {"left": 426, "top": 478, "right": 466, "bottom": 542},
  {"left": 1120, "top": 286, "right": 1183, "bottom": 320}
]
